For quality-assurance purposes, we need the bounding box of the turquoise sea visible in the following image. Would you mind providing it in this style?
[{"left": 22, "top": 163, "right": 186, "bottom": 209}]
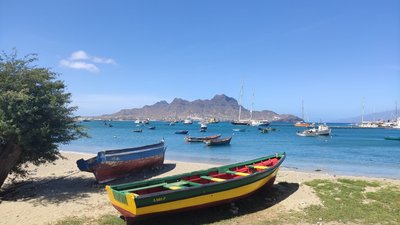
[{"left": 61, "top": 121, "right": 400, "bottom": 179}]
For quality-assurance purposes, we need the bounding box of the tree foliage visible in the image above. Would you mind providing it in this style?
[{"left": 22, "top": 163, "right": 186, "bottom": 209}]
[{"left": 0, "top": 50, "right": 86, "bottom": 187}]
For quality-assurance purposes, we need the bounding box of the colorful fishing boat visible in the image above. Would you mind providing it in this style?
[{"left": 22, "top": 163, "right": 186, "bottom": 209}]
[
  {"left": 204, "top": 136, "right": 232, "bottom": 146},
  {"left": 105, "top": 152, "right": 286, "bottom": 223},
  {"left": 184, "top": 134, "right": 221, "bottom": 142},
  {"left": 76, "top": 140, "right": 167, "bottom": 184}
]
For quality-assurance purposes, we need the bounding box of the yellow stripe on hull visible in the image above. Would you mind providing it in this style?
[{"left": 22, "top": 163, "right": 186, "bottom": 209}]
[{"left": 106, "top": 169, "right": 279, "bottom": 217}]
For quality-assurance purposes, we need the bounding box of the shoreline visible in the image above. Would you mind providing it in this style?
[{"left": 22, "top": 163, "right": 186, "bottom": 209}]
[
  {"left": 0, "top": 151, "right": 399, "bottom": 225},
  {"left": 61, "top": 150, "right": 400, "bottom": 181}
]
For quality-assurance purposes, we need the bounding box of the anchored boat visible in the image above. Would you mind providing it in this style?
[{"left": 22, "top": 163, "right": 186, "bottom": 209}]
[
  {"left": 76, "top": 140, "right": 167, "bottom": 183},
  {"left": 204, "top": 136, "right": 232, "bottom": 146},
  {"left": 184, "top": 134, "right": 221, "bottom": 142},
  {"left": 105, "top": 152, "right": 286, "bottom": 223}
]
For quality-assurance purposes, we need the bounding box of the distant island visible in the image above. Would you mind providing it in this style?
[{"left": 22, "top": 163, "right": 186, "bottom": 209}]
[{"left": 94, "top": 94, "right": 301, "bottom": 122}]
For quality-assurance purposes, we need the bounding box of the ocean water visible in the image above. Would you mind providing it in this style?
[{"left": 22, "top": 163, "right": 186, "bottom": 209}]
[{"left": 61, "top": 121, "right": 400, "bottom": 179}]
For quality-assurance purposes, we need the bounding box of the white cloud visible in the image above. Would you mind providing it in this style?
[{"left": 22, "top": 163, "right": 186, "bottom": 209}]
[
  {"left": 60, "top": 50, "right": 116, "bottom": 73},
  {"left": 69, "top": 50, "right": 89, "bottom": 61},
  {"left": 60, "top": 59, "right": 99, "bottom": 72}
]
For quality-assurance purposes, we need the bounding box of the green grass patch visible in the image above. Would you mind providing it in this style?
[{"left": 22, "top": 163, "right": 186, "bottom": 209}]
[
  {"left": 52, "top": 217, "right": 86, "bottom": 225},
  {"left": 97, "top": 214, "right": 124, "bottom": 225},
  {"left": 52, "top": 214, "right": 123, "bottom": 225},
  {"left": 302, "top": 178, "right": 400, "bottom": 224}
]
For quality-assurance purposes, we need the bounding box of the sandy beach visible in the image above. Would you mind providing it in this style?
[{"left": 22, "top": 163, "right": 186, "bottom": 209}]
[{"left": 0, "top": 152, "right": 399, "bottom": 225}]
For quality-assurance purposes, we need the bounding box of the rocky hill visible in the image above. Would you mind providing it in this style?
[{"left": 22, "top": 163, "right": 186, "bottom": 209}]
[{"left": 100, "top": 94, "right": 301, "bottom": 122}]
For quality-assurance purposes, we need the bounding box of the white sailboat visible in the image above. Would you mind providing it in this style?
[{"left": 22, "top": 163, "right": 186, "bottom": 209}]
[{"left": 231, "top": 82, "right": 250, "bottom": 125}]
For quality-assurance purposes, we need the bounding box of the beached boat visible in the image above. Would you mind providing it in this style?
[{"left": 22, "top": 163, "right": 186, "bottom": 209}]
[
  {"left": 175, "top": 130, "right": 189, "bottom": 134},
  {"left": 76, "top": 140, "right": 167, "bottom": 184},
  {"left": 105, "top": 152, "right": 286, "bottom": 223},
  {"left": 384, "top": 136, "right": 400, "bottom": 141},
  {"left": 204, "top": 136, "right": 232, "bottom": 146},
  {"left": 185, "top": 134, "right": 221, "bottom": 142}
]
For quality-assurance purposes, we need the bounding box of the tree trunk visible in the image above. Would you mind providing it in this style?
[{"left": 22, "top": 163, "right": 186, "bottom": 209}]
[{"left": 0, "top": 141, "right": 22, "bottom": 188}]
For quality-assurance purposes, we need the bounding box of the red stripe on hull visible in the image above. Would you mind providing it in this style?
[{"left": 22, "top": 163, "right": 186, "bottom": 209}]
[
  {"left": 94, "top": 155, "right": 165, "bottom": 183},
  {"left": 113, "top": 175, "right": 277, "bottom": 223}
]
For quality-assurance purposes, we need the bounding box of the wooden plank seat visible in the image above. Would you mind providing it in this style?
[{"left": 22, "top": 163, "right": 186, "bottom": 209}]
[
  {"left": 248, "top": 165, "right": 269, "bottom": 170},
  {"left": 163, "top": 180, "right": 202, "bottom": 190},
  {"left": 124, "top": 183, "right": 168, "bottom": 193},
  {"left": 200, "top": 176, "right": 226, "bottom": 182},
  {"left": 225, "top": 170, "right": 250, "bottom": 176}
]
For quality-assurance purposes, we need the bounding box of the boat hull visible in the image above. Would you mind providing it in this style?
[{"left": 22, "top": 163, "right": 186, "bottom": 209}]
[
  {"left": 105, "top": 153, "right": 285, "bottom": 220},
  {"left": 185, "top": 134, "right": 221, "bottom": 142},
  {"left": 92, "top": 155, "right": 165, "bottom": 183},
  {"left": 77, "top": 141, "right": 166, "bottom": 183},
  {"left": 108, "top": 171, "right": 278, "bottom": 220},
  {"left": 204, "top": 137, "right": 232, "bottom": 146}
]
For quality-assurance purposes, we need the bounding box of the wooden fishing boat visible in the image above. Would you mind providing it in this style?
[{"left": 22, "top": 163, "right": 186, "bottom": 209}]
[
  {"left": 204, "top": 136, "right": 232, "bottom": 146},
  {"left": 175, "top": 130, "right": 189, "bottom": 134},
  {"left": 384, "top": 136, "right": 400, "bottom": 141},
  {"left": 76, "top": 140, "right": 167, "bottom": 184},
  {"left": 105, "top": 152, "right": 286, "bottom": 223},
  {"left": 184, "top": 134, "right": 221, "bottom": 142}
]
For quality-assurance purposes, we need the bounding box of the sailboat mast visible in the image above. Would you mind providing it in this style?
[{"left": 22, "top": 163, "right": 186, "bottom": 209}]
[
  {"left": 250, "top": 92, "right": 254, "bottom": 121},
  {"left": 301, "top": 99, "right": 304, "bottom": 121},
  {"left": 238, "top": 83, "right": 243, "bottom": 121},
  {"left": 362, "top": 98, "right": 365, "bottom": 123}
]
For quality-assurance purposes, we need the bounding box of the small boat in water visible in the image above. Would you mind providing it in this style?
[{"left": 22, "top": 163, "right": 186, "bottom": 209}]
[
  {"left": 231, "top": 120, "right": 250, "bottom": 126},
  {"left": 200, "top": 123, "right": 207, "bottom": 132},
  {"left": 76, "top": 140, "right": 167, "bottom": 183},
  {"left": 105, "top": 152, "right": 286, "bottom": 222},
  {"left": 294, "top": 121, "right": 312, "bottom": 127},
  {"left": 233, "top": 128, "right": 246, "bottom": 132},
  {"left": 316, "top": 124, "right": 331, "bottom": 136},
  {"left": 148, "top": 126, "right": 156, "bottom": 130},
  {"left": 204, "top": 136, "right": 232, "bottom": 146},
  {"left": 296, "top": 124, "right": 331, "bottom": 137},
  {"left": 133, "top": 129, "right": 143, "bottom": 133},
  {"left": 384, "top": 136, "right": 400, "bottom": 141},
  {"left": 175, "top": 130, "right": 189, "bottom": 134},
  {"left": 185, "top": 134, "right": 221, "bottom": 142},
  {"left": 296, "top": 128, "right": 318, "bottom": 137}
]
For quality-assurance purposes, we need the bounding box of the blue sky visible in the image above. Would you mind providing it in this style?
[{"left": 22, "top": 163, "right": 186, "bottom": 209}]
[{"left": 1, "top": 0, "right": 399, "bottom": 122}]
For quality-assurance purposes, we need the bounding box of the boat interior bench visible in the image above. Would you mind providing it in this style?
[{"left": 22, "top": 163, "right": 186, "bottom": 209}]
[
  {"left": 200, "top": 176, "right": 226, "bottom": 182},
  {"left": 225, "top": 170, "right": 250, "bottom": 176},
  {"left": 163, "top": 180, "right": 202, "bottom": 190},
  {"left": 248, "top": 165, "right": 269, "bottom": 170}
]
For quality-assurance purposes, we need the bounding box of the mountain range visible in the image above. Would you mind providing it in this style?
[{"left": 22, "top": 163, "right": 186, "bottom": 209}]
[{"left": 100, "top": 94, "right": 301, "bottom": 122}]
